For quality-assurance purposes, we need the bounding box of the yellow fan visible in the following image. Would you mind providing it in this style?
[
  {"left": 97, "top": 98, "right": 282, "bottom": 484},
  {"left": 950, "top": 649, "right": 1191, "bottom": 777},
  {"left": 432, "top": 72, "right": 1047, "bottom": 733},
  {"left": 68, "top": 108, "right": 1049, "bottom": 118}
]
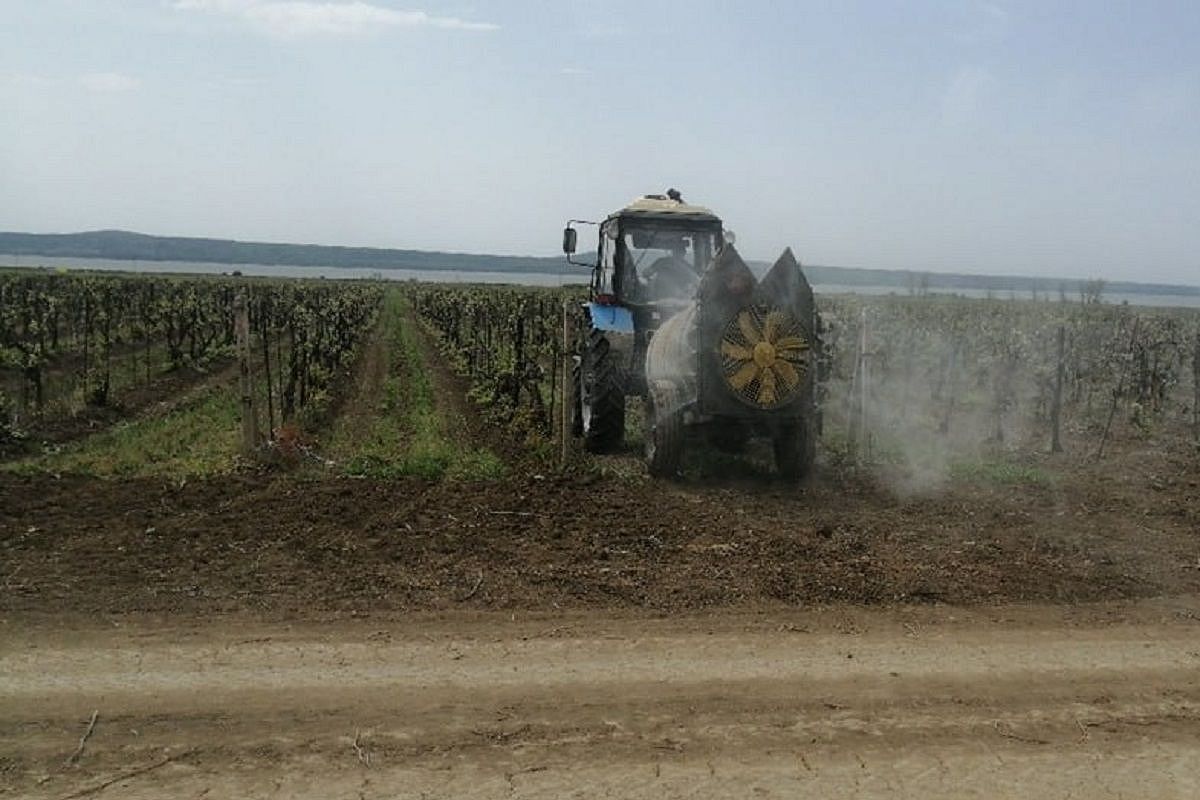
[{"left": 718, "top": 306, "right": 809, "bottom": 408}]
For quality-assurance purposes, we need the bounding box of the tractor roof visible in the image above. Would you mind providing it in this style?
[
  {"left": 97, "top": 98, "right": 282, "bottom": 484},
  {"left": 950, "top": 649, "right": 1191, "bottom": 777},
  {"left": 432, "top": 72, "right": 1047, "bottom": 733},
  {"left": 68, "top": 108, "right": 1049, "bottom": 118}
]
[{"left": 611, "top": 195, "right": 722, "bottom": 224}]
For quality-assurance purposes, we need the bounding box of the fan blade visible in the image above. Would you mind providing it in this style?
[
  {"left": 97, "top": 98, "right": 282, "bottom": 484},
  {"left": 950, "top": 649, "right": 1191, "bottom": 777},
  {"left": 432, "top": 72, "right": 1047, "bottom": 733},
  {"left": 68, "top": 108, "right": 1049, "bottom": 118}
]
[
  {"left": 763, "top": 310, "right": 785, "bottom": 343},
  {"left": 720, "top": 339, "right": 753, "bottom": 361},
  {"left": 775, "top": 335, "right": 809, "bottom": 353},
  {"left": 758, "top": 365, "right": 778, "bottom": 406},
  {"left": 773, "top": 358, "right": 801, "bottom": 391},
  {"left": 728, "top": 361, "right": 759, "bottom": 390},
  {"left": 736, "top": 310, "right": 761, "bottom": 345}
]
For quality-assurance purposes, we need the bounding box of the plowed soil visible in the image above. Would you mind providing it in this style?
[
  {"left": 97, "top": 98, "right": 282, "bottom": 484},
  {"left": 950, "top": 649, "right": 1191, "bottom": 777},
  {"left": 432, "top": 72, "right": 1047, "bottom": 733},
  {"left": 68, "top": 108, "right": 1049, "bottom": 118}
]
[{"left": 3, "top": 438, "right": 1198, "bottom": 617}]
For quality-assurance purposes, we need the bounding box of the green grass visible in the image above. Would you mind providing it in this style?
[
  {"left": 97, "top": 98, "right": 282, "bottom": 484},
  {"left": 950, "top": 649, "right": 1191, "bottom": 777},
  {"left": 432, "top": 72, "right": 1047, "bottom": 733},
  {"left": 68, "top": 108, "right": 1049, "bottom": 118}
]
[
  {"left": 341, "top": 292, "right": 504, "bottom": 480},
  {"left": 5, "top": 385, "right": 241, "bottom": 478}
]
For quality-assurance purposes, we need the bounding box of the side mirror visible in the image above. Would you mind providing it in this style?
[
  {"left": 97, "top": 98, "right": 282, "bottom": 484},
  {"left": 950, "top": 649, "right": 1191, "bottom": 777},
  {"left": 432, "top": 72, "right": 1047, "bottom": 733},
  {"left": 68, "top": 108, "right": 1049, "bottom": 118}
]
[
  {"left": 723, "top": 229, "right": 736, "bottom": 246},
  {"left": 562, "top": 227, "right": 578, "bottom": 254}
]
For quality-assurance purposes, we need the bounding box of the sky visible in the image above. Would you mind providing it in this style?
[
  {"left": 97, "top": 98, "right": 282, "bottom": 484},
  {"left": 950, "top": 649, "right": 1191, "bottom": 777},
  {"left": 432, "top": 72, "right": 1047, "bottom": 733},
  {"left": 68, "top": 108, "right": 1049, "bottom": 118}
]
[{"left": 2, "top": 1, "right": 1199, "bottom": 284}]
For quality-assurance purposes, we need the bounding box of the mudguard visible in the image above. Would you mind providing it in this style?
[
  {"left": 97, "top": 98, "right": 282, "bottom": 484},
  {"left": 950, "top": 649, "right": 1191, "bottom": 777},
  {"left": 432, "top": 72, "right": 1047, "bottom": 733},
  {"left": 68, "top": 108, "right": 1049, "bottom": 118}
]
[{"left": 585, "top": 302, "right": 635, "bottom": 333}]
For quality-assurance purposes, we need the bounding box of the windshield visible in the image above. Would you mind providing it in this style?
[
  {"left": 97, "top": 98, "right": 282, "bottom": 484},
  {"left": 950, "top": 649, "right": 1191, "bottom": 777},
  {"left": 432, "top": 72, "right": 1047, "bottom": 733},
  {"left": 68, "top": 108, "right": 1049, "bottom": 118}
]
[{"left": 621, "top": 224, "right": 720, "bottom": 302}]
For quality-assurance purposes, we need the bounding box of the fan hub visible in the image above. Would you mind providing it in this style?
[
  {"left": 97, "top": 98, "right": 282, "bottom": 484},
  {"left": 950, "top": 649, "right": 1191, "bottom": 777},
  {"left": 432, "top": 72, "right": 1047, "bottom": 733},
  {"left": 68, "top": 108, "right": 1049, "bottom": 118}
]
[{"left": 752, "top": 341, "right": 777, "bottom": 369}]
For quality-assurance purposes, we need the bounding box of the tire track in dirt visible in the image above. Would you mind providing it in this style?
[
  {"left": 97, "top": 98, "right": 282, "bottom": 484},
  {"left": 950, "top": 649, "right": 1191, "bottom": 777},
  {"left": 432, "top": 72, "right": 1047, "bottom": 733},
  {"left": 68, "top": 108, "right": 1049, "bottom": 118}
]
[
  {"left": 407, "top": 306, "right": 518, "bottom": 466},
  {"left": 320, "top": 308, "right": 395, "bottom": 461}
]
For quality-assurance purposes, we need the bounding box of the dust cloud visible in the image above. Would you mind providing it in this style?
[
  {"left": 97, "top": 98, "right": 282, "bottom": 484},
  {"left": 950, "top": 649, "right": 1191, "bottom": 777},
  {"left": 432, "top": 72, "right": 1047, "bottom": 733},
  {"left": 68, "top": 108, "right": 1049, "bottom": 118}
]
[{"left": 818, "top": 299, "right": 1042, "bottom": 496}]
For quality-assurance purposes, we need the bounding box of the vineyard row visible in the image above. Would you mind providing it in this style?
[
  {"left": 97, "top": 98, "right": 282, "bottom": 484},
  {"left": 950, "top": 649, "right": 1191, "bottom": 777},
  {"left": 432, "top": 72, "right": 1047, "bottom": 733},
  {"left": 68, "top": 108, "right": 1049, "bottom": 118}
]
[{"left": 1, "top": 272, "right": 382, "bottom": 444}]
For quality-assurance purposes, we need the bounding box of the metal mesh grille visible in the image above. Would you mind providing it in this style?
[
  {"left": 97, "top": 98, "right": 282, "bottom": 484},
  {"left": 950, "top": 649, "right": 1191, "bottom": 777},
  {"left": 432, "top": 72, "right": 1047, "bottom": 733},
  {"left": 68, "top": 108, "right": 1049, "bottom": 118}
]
[{"left": 718, "top": 305, "right": 810, "bottom": 409}]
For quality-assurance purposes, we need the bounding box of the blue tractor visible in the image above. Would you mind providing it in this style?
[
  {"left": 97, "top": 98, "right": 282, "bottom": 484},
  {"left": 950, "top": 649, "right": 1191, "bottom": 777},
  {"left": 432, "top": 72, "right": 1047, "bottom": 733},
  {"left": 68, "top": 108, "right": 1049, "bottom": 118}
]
[{"left": 563, "top": 191, "right": 822, "bottom": 479}]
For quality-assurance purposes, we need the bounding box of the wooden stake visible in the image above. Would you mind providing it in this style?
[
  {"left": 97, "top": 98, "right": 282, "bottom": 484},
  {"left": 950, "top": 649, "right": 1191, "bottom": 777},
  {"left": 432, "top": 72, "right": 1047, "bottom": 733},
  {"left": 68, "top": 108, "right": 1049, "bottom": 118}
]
[
  {"left": 234, "top": 292, "right": 258, "bottom": 456},
  {"left": 1097, "top": 316, "right": 1139, "bottom": 460},
  {"left": 1193, "top": 327, "right": 1199, "bottom": 444},
  {"left": 548, "top": 334, "right": 558, "bottom": 438},
  {"left": 560, "top": 300, "right": 574, "bottom": 469},
  {"left": 1050, "top": 325, "right": 1065, "bottom": 453},
  {"left": 860, "top": 309, "right": 870, "bottom": 462},
  {"left": 845, "top": 319, "right": 861, "bottom": 458},
  {"left": 261, "top": 316, "right": 276, "bottom": 441}
]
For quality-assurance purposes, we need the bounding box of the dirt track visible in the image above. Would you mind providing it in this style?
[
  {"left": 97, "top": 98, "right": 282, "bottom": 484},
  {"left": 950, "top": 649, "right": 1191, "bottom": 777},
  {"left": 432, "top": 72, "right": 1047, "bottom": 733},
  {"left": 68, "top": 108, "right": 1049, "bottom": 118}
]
[{"left": 3, "top": 602, "right": 1199, "bottom": 798}]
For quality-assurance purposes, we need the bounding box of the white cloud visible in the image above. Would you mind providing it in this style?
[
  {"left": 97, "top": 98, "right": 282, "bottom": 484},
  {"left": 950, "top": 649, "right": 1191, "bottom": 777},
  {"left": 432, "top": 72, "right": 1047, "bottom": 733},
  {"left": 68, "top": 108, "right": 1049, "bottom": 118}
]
[
  {"left": 173, "top": 0, "right": 498, "bottom": 37},
  {"left": 79, "top": 72, "right": 141, "bottom": 93}
]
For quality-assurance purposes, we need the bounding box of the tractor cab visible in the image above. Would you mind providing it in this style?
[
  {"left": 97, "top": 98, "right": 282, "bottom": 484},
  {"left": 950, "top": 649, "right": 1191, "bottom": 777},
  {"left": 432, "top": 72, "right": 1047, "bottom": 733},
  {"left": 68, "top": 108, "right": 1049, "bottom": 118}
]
[{"left": 564, "top": 193, "right": 725, "bottom": 316}]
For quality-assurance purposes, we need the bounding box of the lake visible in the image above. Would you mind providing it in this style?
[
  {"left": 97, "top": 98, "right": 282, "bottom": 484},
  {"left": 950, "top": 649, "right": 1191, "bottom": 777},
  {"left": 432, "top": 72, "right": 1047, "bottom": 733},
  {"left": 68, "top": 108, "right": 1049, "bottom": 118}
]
[
  {"left": 3, "top": 255, "right": 1199, "bottom": 310},
  {"left": 0, "top": 254, "right": 586, "bottom": 288}
]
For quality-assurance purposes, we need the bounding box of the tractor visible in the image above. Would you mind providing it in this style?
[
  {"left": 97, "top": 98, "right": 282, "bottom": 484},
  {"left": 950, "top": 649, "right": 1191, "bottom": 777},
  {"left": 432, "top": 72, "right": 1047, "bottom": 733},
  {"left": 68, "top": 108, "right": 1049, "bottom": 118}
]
[{"left": 562, "top": 191, "right": 821, "bottom": 479}]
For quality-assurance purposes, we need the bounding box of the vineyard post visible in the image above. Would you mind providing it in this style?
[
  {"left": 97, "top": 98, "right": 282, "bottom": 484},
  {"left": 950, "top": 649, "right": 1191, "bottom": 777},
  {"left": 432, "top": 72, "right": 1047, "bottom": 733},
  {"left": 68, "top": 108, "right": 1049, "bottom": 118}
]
[
  {"left": 560, "top": 300, "right": 574, "bottom": 469},
  {"left": 97, "top": 290, "right": 113, "bottom": 406},
  {"left": 1193, "top": 326, "right": 1199, "bottom": 444},
  {"left": 860, "top": 309, "right": 870, "bottom": 462},
  {"left": 234, "top": 292, "right": 259, "bottom": 456},
  {"left": 1097, "top": 316, "right": 1139, "bottom": 460},
  {"left": 1050, "top": 325, "right": 1065, "bottom": 453},
  {"left": 260, "top": 311, "right": 276, "bottom": 441},
  {"left": 513, "top": 314, "right": 525, "bottom": 408},
  {"left": 846, "top": 309, "right": 872, "bottom": 463},
  {"left": 844, "top": 318, "right": 861, "bottom": 458},
  {"left": 549, "top": 329, "right": 558, "bottom": 440},
  {"left": 938, "top": 342, "right": 959, "bottom": 434}
]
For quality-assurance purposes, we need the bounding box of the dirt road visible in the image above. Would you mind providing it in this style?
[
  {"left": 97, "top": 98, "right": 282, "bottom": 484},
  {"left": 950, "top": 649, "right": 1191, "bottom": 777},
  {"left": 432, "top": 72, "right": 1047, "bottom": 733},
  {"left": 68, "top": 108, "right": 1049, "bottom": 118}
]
[{"left": 4, "top": 600, "right": 1199, "bottom": 799}]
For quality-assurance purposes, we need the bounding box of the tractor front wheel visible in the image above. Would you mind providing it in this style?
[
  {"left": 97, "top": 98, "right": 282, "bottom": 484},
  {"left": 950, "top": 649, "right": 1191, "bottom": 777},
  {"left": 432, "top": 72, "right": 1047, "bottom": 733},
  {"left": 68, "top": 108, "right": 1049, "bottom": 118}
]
[{"left": 579, "top": 328, "right": 626, "bottom": 453}]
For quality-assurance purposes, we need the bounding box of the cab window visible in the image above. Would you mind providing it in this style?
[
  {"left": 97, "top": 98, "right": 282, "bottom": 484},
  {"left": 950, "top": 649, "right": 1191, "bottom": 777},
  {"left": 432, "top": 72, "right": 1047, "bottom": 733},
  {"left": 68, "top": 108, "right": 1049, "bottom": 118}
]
[{"left": 595, "top": 220, "right": 619, "bottom": 297}]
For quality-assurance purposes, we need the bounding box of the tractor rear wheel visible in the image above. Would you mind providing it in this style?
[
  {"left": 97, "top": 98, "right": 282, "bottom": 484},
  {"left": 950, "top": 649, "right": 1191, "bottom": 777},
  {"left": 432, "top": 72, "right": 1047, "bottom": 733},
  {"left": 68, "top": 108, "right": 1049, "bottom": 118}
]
[
  {"left": 579, "top": 328, "right": 626, "bottom": 454},
  {"left": 773, "top": 417, "right": 816, "bottom": 481},
  {"left": 646, "top": 380, "right": 684, "bottom": 478}
]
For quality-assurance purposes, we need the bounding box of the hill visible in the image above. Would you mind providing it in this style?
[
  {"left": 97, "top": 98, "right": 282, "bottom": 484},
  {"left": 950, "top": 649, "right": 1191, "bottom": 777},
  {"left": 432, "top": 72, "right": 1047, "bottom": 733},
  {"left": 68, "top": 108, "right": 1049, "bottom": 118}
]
[{"left": 0, "top": 229, "right": 563, "bottom": 273}]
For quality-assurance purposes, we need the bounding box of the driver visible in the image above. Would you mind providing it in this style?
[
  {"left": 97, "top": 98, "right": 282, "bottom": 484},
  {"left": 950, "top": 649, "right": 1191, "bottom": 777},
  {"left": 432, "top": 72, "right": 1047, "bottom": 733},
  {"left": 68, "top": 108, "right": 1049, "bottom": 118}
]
[{"left": 643, "top": 241, "right": 698, "bottom": 300}]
